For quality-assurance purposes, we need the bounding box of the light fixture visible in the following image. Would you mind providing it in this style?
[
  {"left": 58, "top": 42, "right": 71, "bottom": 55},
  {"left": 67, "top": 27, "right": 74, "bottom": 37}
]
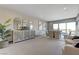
[{"left": 64, "top": 7, "right": 67, "bottom": 10}]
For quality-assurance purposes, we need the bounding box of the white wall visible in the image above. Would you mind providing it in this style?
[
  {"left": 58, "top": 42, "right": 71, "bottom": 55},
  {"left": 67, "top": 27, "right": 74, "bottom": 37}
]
[{"left": 0, "top": 7, "right": 47, "bottom": 36}]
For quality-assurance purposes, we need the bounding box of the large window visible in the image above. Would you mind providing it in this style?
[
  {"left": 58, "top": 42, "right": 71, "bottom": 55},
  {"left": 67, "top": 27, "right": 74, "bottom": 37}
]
[
  {"left": 53, "top": 24, "right": 58, "bottom": 30},
  {"left": 59, "top": 23, "right": 66, "bottom": 33},
  {"left": 67, "top": 22, "right": 76, "bottom": 34},
  {"left": 53, "top": 22, "right": 76, "bottom": 34}
]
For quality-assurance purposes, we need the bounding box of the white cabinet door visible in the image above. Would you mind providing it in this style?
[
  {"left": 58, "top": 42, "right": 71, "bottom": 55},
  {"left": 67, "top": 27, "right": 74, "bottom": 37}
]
[
  {"left": 13, "top": 30, "right": 24, "bottom": 43},
  {"left": 13, "top": 30, "right": 35, "bottom": 43},
  {"left": 24, "top": 30, "right": 29, "bottom": 39}
]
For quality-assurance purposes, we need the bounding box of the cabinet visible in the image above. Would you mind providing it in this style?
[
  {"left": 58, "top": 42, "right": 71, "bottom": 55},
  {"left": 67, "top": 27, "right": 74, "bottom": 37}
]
[{"left": 13, "top": 30, "right": 35, "bottom": 43}]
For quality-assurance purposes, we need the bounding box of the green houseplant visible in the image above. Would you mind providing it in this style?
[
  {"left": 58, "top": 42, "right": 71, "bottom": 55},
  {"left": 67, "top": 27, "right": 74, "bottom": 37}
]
[{"left": 0, "top": 19, "right": 11, "bottom": 48}]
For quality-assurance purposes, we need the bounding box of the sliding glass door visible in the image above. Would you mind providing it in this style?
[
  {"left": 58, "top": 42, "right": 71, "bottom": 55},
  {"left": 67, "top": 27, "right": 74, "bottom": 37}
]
[
  {"left": 66, "top": 22, "right": 76, "bottom": 35},
  {"left": 59, "top": 23, "right": 66, "bottom": 33},
  {"left": 53, "top": 22, "right": 76, "bottom": 34}
]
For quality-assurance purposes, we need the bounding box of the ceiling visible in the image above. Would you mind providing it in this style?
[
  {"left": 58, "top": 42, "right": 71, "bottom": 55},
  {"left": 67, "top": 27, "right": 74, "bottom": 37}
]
[{"left": 0, "top": 4, "right": 79, "bottom": 21}]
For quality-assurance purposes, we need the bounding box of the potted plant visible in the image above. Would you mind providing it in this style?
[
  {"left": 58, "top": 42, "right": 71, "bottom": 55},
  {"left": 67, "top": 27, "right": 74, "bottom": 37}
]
[{"left": 0, "top": 19, "right": 11, "bottom": 48}]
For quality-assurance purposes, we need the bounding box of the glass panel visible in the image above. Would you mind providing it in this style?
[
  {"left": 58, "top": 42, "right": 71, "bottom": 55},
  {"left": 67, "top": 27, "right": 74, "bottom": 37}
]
[
  {"left": 39, "top": 21, "right": 43, "bottom": 30},
  {"left": 67, "top": 22, "right": 76, "bottom": 34},
  {"left": 42, "top": 23, "right": 46, "bottom": 30},
  {"left": 29, "top": 21, "right": 33, "bottom": 30},
  {"left": 30, "top": 25, "right": 33, "bottom": 30},
  {"left": 53, "top": 24, "right": 58, "bottom": 30},
  {"left": 59, "top": 23, "right": 66, "bottom": 33}
]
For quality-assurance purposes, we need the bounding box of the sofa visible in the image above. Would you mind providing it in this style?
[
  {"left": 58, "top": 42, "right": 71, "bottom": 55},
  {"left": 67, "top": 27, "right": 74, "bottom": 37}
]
[{"left": 62, "top": 39, "right": 79, "bottom": 55}]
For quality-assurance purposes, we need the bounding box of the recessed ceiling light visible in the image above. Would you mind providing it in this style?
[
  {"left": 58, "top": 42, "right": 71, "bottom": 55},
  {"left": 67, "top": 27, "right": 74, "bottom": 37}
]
[{"left": 64, "top": 7, "right": 67, "bottom": 10}]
